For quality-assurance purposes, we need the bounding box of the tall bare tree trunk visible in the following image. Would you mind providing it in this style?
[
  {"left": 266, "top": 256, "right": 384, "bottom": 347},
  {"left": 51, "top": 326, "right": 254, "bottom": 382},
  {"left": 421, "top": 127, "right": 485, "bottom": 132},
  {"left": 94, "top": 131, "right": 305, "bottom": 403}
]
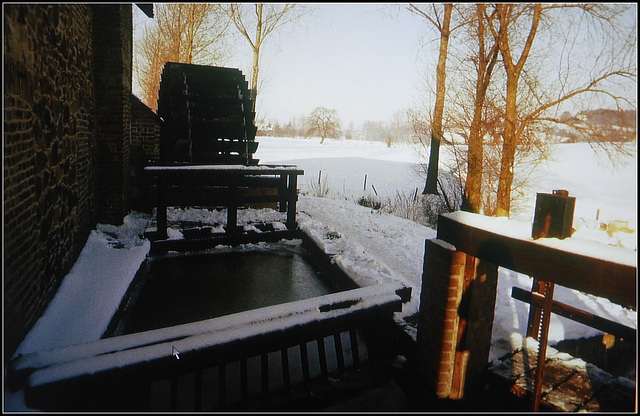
[
  {"left": 462, "top": 4, "right": 499, "bottom": 214},
  {"left": 493, "top": 4, "right": 541, "bottom": 217},
  {"left": 250, "top": 3, "right": 263, "bottom": 112},
  {"left": 422, "top": 3, "right": 452, "bottom": 195},
  {"left": 496, "top": 77, "right": 518, "bottom": 216}
]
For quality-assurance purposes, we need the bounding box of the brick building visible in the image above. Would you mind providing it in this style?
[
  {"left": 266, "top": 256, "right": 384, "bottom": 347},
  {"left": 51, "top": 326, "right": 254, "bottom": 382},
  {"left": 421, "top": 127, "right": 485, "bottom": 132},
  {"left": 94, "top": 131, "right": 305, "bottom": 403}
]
[{"left": 3, "top": 4, "right": 159, "bottom": 362}]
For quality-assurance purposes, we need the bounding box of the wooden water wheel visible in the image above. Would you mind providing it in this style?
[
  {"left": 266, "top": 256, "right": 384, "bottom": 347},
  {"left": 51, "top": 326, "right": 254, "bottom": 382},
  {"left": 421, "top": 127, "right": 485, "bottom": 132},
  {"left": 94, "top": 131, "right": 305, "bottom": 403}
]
[{"left": 157, "top": 62, "right": 259, "bottom": 165}]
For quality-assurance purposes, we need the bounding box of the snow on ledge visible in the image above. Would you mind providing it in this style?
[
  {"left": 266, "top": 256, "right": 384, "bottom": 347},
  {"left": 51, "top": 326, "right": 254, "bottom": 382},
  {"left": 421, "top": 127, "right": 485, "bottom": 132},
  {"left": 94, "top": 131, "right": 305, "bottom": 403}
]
[
  {"left": 441, "top": 211, "right": 636, "bottom": 267},
  {"left": 20, "top": 282, "right": 407, "bottom": 389},
  {"left": 144, "top": 164, "right": 302, "bottom": 172}
]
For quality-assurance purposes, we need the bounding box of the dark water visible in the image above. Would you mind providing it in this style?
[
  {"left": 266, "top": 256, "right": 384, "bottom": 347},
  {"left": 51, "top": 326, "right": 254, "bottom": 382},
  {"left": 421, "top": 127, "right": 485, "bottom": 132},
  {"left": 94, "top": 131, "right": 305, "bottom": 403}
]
[{"left": 116, "top": 247, "right": 334, "bottom": 335}]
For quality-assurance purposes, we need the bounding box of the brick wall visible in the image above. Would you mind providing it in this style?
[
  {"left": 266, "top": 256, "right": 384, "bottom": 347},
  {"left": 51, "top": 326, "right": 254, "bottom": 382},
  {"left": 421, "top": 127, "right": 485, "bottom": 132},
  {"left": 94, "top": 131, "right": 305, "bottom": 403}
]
[
  {"left": 3, "top": 4, "right": 152, "bottom": 363},
  {"left": 417, "top": 238, "right": 498, "bottom": 400},
  {"left": 130, "top": 94, "right": 161, "bottom": 212},
  {"left": 417, "top": 239, "right": 466, "bottom": 398},
  {"left": 92, "top": 4, "right": 133, "bottom": 224},
  {"left": 3, "top": 4, "right": 97, "bottom": 361}
]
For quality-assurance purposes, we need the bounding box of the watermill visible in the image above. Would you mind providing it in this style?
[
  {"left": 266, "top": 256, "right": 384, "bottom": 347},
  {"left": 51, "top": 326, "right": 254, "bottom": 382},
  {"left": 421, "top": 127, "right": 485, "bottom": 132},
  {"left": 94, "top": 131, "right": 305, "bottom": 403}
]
[{"left": 157, "top": 62, "right": 259, "bottom": 165}]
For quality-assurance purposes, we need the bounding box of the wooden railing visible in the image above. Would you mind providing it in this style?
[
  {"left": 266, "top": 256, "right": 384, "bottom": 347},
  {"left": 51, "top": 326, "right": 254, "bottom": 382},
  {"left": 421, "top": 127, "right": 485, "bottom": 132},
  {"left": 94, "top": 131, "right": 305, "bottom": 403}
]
[
  {"left": 144, "top": 164, "right": 304, "bottom": 240},
  {"left": 7, "top": 282, "right": 410, "bottom": 411},
  {"left": 432, "top": 211, "right": 636, "bottom": 410},
  {"left": 436, "top": 212, "right": 636, "bottom": 309}
]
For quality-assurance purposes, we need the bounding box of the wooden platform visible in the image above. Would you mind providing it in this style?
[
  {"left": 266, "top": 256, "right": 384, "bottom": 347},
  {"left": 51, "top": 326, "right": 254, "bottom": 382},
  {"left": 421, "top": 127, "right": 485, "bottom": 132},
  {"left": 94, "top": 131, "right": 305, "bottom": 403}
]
[{"left": 487, "top": 337, "right": 636, "bottom": 412}]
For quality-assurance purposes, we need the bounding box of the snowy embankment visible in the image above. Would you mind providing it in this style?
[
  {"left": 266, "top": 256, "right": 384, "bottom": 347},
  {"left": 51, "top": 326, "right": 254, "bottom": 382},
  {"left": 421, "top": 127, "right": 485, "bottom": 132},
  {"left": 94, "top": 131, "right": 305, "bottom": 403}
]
[{"left": 5, "top": 137, "right": 636, "bottom": 410}]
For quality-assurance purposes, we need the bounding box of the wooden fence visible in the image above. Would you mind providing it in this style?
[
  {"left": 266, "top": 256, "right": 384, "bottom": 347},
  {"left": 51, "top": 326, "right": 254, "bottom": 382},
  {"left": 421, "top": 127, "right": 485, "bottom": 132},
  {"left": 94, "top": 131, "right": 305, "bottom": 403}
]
[
  {"left": 144, "top": 164, "right": 304, "bottom": 240},
  {"left": 418, "top": 210, "right": 636, "bottom": 410},
  {"left": 7, "top": 282, "right": 411, "bottom": 411}
]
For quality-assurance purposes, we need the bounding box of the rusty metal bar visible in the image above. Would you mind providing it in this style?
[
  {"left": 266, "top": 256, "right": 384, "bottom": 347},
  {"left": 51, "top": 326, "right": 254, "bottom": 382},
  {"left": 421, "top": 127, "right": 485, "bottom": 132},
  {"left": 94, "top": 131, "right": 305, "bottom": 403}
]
[
  {"left": 526, "top": 279, "right": 545, "bottom": 339},
  {"left": 532, "top": 281, "right": 555, "bottom": 412}
]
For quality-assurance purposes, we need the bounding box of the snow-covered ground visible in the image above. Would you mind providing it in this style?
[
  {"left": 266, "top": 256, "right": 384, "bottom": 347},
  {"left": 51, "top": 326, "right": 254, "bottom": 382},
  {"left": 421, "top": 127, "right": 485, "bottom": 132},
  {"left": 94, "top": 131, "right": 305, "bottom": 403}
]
[{"left": 4, "top": 136, "right": 637, "bottom": 411}]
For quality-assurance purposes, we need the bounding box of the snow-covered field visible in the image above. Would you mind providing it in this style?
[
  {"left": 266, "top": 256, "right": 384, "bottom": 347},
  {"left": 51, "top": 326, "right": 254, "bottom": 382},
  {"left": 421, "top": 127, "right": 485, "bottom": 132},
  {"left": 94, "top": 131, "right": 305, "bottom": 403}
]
[
  {"left": 5, "top": 136, "right": 637, "bottom": 410},
  {"left": 257, "top": 136, "right": 637, "bottom": 349}
]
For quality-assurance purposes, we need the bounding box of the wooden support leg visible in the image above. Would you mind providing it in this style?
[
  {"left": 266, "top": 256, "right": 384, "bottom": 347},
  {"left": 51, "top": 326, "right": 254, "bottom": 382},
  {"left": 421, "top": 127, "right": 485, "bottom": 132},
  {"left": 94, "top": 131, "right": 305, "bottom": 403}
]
[
  {"left": 157, "top": 177, "right": 168, "bottom": 240},
  {"left": 278, "top": 174, "right": 288, "bottom": 213},
  {"left": 226, "top": 178, "right": 240, "bottom": 234},
  {"left": 286, "top": 174, "right": 298, "bottom": 230}
]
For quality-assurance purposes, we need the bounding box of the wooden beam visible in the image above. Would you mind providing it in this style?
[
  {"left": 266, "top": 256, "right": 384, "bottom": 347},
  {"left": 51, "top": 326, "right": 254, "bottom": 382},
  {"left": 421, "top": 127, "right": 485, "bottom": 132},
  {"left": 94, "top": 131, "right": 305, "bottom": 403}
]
[
  {"left": 512, "top": 286, "right": 637, "bottom": 341},
  {"left": 436, "top": 212, "right": 636, "bottom": 309}
]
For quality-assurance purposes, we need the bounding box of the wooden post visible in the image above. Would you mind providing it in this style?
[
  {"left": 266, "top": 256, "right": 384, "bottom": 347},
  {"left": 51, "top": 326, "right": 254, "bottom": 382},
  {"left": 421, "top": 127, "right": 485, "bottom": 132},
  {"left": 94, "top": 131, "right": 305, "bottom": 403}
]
[
  {"left": 278, "top": 174, "right": 288, "bottom": 213},
  {"left": 226, "top": 176, "right": 239, "bottom": 234},
  {"left": 156, "top": 175, "right": 168, "bottom": 240},
  {"left": 286, "top": 174, "right": 298, "bottom": 230}
]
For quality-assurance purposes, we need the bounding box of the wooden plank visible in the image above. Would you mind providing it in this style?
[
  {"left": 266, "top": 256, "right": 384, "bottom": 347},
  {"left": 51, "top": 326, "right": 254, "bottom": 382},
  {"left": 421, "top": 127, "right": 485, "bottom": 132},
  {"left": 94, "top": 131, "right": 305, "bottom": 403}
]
[
  {"left": 281, "top": 348, "right": 290, "bottom": 392},
  {"left": 149, "top": 176, "right": 283, "bottom": 189},
  {"left": 286, "top": 174, "right": 299, "bottom": 230},
  {"left": 349, "top": 329, "right": 360, "bottom": 369},
  {"left": 191, "top": 140, "right": 259, "bottom": 154},
  {"left": 511, "top": 286, "right": 637, "bottom": 340},
  {"left": 300, "top": 342, "right": 310, "bottom": 385},
  {"left": 12, "top": 283, "right": 407, "bottom": 388},
  {"left": 157, "top": 192, "right": 288, "bottom": 208},
  {"left": 334, "top": 333, "right": 345, "bottom": 374},
  {"left": 144, "top": 164, "right": 304, "bottom": 176},
  {"left": 436, "top": 212, "right": 636, "bottom": 309},
  {"left": 317, "top": 338, "right": 328, "bottom": 381},
  {"left": 147, "top": 230, "right": 300, "bottom": 255}
]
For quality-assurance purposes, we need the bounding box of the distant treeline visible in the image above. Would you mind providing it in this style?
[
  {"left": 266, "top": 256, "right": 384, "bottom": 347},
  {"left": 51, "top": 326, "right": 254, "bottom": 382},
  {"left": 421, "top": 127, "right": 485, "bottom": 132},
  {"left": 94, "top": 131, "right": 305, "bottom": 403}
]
[
  {"left": 258, "top": 109, "right": 636, "bottom": 144},
  {"left": 552, "top": 109, "right": 637, "bottom": 143}
]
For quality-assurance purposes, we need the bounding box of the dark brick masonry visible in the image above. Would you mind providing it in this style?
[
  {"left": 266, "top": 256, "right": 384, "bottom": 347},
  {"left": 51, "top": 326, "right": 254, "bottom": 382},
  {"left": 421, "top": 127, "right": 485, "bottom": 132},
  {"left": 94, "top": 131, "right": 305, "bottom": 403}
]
[{"left": 3, "top": 4, "right": 160, "bottom": 362}]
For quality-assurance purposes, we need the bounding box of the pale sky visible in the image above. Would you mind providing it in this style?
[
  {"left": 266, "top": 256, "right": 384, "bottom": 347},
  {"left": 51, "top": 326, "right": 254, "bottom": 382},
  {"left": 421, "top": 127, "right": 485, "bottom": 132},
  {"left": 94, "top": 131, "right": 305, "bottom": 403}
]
[
  {"left": 241, "top": 3, "right": 431, "bottom": 127},
  {"left": 133, "top": 3, "right": 636, "bottom": 128},
  {"left": 133, "top": 3, "right": 433, "bottom": 128}
]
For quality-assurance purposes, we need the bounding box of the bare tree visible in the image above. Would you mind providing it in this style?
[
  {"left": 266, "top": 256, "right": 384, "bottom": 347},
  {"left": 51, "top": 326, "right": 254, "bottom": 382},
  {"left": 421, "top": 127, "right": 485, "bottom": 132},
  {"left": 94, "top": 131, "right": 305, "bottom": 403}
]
[
  {"left": 136, "top": 3, "right": 230, "bottom": 110},
  {"left": 485, "top": 3, "right": 636, "bottom": 216},
  {"left": 386, "top": 110, "right": 410, "bottom": 147},
  {"left": 411, "top": 3, "right": 635, "bottom": 218},
  {"left": 487, "top": 4, "right": 542, "bottom": 217},
  {"left": 306, "top": 107, "right": 341, "bottom": 144},
  {"left": 218, "top": 3, "right": 309, "bottom": 113},
  {"left": 459, "top": 4, "right": 500, "bottom": 214},
  {"left": 407, "top": 3, "right": 455, "bottom": 195}
]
